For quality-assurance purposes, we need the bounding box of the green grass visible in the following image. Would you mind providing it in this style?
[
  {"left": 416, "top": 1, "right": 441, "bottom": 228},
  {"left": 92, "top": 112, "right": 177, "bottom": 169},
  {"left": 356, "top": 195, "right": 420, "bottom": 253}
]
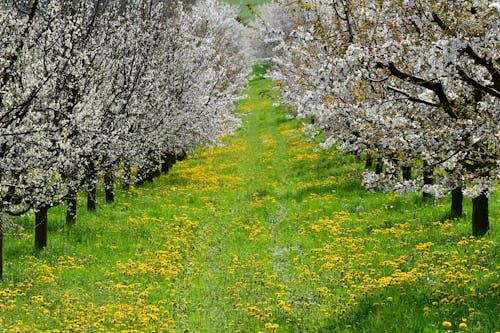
[
  {"left": 225, "top": 0, "right": 269, "bottom": 23},
  {"left": 1, "top": 63, "right": 499, "bottom": 332}
]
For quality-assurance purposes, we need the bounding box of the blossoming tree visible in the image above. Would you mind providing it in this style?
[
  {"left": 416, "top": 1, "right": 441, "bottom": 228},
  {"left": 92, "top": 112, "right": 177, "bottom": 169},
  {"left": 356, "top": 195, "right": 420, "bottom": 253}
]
[
  {"left": 262, "top": 0, "right": 499, "bottom": 236},
  {"left": 0, "top": 0, "right": 251, "bottom": 279}
]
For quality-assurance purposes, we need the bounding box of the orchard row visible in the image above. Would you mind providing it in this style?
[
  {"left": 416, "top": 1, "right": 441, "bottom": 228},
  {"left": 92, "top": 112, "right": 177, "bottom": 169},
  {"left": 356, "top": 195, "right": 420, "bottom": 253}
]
[
  {"left": 252, "top": 0, "right": 499, "bottom": 235},
  {"left": 0, "top": 0, "right": 252, "bottom": 276}
]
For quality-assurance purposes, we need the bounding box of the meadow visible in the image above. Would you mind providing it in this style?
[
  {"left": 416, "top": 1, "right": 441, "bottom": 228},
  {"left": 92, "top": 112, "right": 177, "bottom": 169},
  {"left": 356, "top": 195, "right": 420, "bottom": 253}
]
[{"left": 0, "top": 64, "right": 498, "bottom": 332}]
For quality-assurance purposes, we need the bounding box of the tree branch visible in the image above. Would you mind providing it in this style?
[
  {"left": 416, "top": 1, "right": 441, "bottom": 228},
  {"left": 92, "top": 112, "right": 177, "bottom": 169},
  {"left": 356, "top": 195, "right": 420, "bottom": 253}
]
[
  {"left": 376, "top": 61, "right": 456, "bottom": 118},
  {"left": 387, "top": 86, "right": 441, "bottom": 108},
  {"left": 462, "top": 45, "right": 500, "bottom": 92},
  {"left": 456, "top": 66, "right": 500, "bottom": 99}
]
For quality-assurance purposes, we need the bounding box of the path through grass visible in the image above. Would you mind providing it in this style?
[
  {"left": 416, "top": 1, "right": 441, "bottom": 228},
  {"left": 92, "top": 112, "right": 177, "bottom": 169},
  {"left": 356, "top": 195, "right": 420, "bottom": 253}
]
[{"left": 1, "top": 64, "right": 499, "bottom": 332}]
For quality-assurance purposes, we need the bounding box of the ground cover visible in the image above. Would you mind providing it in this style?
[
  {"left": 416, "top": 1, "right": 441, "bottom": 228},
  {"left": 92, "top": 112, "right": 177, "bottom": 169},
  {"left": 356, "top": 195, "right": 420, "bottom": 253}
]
[{"left": 0, "top": 64, "right": 498, "bottom": 332}]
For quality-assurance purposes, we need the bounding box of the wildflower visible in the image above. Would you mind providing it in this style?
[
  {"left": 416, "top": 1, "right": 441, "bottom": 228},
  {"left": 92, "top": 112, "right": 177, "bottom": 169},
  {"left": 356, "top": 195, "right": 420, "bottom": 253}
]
[
  {"left": 265, "top": 322, "right": 279, "bottom": 332},
  {"left": 459, "top": 323, "right": 467, "bottom": 329},
  {"left": 442, "top": 321, "right": 452, "bottom": 328}
]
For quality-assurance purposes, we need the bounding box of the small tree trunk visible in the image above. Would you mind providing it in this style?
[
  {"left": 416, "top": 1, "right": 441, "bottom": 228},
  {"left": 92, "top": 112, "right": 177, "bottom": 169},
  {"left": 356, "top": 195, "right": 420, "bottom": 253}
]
[
  {"left": 87, "top": 185, "right": 96, "bottom": 211},
  {"left": 451, "top": 187, "right": 463, "bottom": 217},
  {"left": 160, "top": 154, "right": 167, "bottom": 173},
  {"left": 386, "top": 158, "right": 399, "bottom": 177},
  {"left": 87, "top": 161, "right": 97, "bottom": 211},
  {"left": 472, "top": 193, "right": 489, "bottom": 236},
  {"left": 122, "top": 161, "right": 131, "bottom": 190},
  {"left": 35, "top": 205, "right": 49, "bottom": 249},
  {"left": 152, "top": 160, "right": 161, "bottom": 179},
  {"left": 146, "top": 168, "right": 155, "bottom": 183},
  {"left": 375, "top": 158, "right": 383, "bottom": 175},
  {"left": 365, "top": 154, "right": 373, "bottom": 169},
  {"left": 402, "top": 166, "right": 411, "bottom": 180},
  {"left": 423, "top": 163, "right": 433, "bottom": 200},
  {"left": 104, "top": 168, "right": 114, "bottom": 203},
  {"left": 177, "top": 151, "right": 187, "bottom": 161},
  {"left": 161, "top": 153, "right": 176, "bottom": 173},
  {"left": 136, "top": 166, "right": 146, "bottom": 186},
  {"left": 66, "top": 192, "right": 77, "bottom": 225}
]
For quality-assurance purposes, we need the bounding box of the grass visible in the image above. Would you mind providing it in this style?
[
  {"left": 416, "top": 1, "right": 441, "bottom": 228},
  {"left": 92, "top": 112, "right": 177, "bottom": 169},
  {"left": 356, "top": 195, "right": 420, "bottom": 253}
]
[
  {"left": 1, "top": 63, "right": 499, "bottom": 332},
  {"left": 225, "top": 0, "right": 269, "bottom": 23}
]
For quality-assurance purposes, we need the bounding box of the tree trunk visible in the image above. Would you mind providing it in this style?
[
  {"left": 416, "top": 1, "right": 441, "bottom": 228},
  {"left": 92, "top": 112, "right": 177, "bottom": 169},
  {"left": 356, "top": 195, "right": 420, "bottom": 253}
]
[
  {"left": 375, "top": 158, "right": 383, "bottom": 174},
  {"left": 161, "top": 153, "right": 176, "bottom": 173},
  {"left": 472, "top": 193, "right": 489, "bottom": 236},
  {"left": 87, "top": 160, "right": 97, "bottom": 211},
  {"left": 402, "top": 166, "right": 411, "bottom": 180},
  {"left": 104, "top": 167, "right": 114, "bottom": 203},
  {"left": 365, "top": 154, "right": 373, "bottom": 169},
  {"left": 122, "top": 161, "right": 131, "bottom": 190},
  {"left": 87, "top": 185, "right": 97, "bottom": 211},
  {"left": 177, "top": 151, "right": 187, "bottom": 161},
  {"left": 451, "top": 187, "right": 463, "bottom": 217},
  {"left": 136, "top": 166, "right": 146, "bottom": 186},
  {"left": 35, "top": 205, "right": 48, "bottom": 249},
  {"left": 151, "top": 157, "right": 161, "bottom": 179},
  {"left": 423, "top": 163, "right": 433, "bottom": 199},
  {"left": 146, "top": 167, "right": 155, "bottom": 182},
  {"left": 386, "top": 158, "right": 399, "bottom": 177},
  {"left": 66, "top": 192, "right": 77, "bottom": 225}
]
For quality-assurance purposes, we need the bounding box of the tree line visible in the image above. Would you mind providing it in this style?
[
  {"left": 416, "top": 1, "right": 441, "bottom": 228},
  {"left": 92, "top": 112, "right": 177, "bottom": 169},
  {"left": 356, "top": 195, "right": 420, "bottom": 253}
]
[
  {"left": 251, "top": 0, "right": 498, "bottom": 236},
  {"left": 0, "top": 0, "right": 252, "bottom": 279}
]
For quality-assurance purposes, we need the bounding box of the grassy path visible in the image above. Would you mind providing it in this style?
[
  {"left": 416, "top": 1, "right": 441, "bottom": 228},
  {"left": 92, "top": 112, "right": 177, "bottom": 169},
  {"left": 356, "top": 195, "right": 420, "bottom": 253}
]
[{"left": 1, "top": 64, "right": 498, "bottom": 332}]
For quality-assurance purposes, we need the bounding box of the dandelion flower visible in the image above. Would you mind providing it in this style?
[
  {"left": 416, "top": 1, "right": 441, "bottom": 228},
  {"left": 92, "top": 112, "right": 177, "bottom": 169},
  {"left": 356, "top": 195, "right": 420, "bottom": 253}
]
[
  {"left": 459, "top": 323, "right": 467, "bottom": 329},
  {"left": 442, "top": 321, "right": 452, "bottom": 328}
]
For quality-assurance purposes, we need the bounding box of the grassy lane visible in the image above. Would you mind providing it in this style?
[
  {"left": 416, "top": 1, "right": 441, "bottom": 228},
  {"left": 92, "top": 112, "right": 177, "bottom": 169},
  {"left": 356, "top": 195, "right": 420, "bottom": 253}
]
[{"left": 1, "top": 64, "right": 499, "bottom": 332}]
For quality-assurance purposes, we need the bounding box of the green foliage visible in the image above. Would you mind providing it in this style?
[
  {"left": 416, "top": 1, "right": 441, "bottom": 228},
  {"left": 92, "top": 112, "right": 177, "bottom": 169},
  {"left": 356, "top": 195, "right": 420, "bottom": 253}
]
[{"left": 1, "top": 64, "right": 498, "bottom": 332}]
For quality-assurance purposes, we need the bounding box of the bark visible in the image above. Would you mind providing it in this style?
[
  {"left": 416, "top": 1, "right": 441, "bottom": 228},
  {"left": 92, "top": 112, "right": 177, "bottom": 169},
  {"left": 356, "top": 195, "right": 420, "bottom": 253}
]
[
  {"left": 375, "top": 158, "right": 383, "bottom": 175},
  {"left": 87, "top": 185, "right": 97, "bottom": 211},
  {"left": 423, "top": 163, "right": 434, "bottom": 199},
  {"left": 365, "top": 154, "right": 373, "bottom": 169},
  {"left": 151, "top": 156, "right": 161, "bottom": 179},
  {"left": 385, "top": 158, "right": 399, "bottom": 177},
  {"left": 122, "top": 161, "right": 131, "bottom": 190},
  {"left": 146, "top": 167, "right": 155, "bottom": 182},
  {"left": 87, "top": 161, "right": 97, "bottom": 211},
  {"left": 161, "top": 153, "right": 176, "bottom": 173},
  {"left": 177, "top": 151, "right": 187, "bottom": 161},
  {"left": 136, "top": 166, "right": 146, "bottom": 186},
  {"left": 472, "top": 193, "right": 489, "bottom": 236},
  {"left": 136, "top": 153, "right": 156, "bottom": 185},
  {"left": 66, "top": 192, "right": 77, "bottom": 225},
  {"left": 402, "top": 166, "right": 412, "bottom": 180},
  {"left": 104, "top": 167, "right": 114, "bottom": 203},
  {"left": 35, "top": 205, "right": 48, "bottom": 249},
  {"left": 451, "top": 187, "right": 463, "bottom": 217}
]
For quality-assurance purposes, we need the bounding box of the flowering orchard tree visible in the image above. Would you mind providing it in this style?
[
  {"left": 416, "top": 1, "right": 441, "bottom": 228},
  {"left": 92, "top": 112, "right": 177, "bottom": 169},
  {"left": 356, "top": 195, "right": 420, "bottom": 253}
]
[
  {"left": 248, "top": 1, "right": 310, "bottom": 60},
  {"left": 0, "top": 0, "right": 251, "bottom": 278},
  {"left": 262, "top": 0, "right": 499, "bottom": 236},
  {"left": 130, "top": 0, "right": 251, "bottom": 184},
  {"left": 0, "top": 1, "right": 95, "bottom": 248}
]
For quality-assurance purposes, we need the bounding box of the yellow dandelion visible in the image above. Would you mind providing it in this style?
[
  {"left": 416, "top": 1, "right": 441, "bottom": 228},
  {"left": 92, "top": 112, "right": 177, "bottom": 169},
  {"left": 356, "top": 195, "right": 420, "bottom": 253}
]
[
  {"left": 442, "top": 321, "right": 452, "bottom": 328},
  {"left": 459, "top": 323, "right": 467, "bottom": 329}
]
